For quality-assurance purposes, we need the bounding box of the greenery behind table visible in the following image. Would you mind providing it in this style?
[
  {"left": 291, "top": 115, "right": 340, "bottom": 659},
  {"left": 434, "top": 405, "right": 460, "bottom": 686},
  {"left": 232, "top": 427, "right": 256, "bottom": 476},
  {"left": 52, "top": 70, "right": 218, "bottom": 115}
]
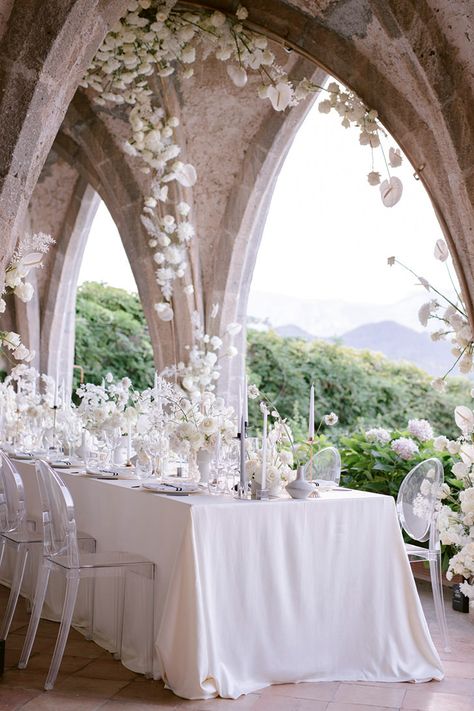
[
  {"left": 246, "top": 329, "right": 471, "bottom": 441},
  {"left": 339, "top": 429, "right": 455, "bottom": 497},
  {"left": 75, "top": 282, "right": 155, "bottom": 392}
]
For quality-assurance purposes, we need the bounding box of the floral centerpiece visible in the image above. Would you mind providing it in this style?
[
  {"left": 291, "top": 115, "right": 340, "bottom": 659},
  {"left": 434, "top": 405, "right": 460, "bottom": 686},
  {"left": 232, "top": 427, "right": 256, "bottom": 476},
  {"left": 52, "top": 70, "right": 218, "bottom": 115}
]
[
  {"left": 75, "top": 374, "right": 138, "bottom": 445},
  {"left": 245, "top": 383, "right": 339, "bottom": 494}
]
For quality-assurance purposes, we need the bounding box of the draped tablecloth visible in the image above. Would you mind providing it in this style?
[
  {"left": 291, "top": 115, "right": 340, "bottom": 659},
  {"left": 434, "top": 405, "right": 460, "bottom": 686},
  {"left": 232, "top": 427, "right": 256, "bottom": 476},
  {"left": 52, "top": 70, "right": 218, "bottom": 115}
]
[{"left": 6, "top": 461, "right": 443, "bottom": 699}]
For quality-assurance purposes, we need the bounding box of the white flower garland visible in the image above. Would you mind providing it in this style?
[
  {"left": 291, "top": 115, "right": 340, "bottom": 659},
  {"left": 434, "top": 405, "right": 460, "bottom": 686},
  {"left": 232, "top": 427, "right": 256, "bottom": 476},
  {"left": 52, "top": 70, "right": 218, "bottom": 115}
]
[
  {"left": 0, "top": 232, "right": 55, "bottom": 363},
  {"left": 81, "top": 0, "right": 403, "bottom": 324}
]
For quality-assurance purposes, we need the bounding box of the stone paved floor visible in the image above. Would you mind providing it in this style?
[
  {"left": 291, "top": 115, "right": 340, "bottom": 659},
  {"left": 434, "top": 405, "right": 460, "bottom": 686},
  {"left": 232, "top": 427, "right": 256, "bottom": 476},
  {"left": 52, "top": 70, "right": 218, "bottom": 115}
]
[{"left": 0, "top": 581, "right": 473, "bottom": 710}]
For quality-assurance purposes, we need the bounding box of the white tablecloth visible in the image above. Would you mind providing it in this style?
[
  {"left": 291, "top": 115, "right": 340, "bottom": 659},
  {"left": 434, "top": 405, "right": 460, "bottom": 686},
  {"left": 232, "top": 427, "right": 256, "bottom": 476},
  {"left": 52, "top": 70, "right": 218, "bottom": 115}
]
[{"left": 4, "top": 461, "right": 443, "bottom": 699}]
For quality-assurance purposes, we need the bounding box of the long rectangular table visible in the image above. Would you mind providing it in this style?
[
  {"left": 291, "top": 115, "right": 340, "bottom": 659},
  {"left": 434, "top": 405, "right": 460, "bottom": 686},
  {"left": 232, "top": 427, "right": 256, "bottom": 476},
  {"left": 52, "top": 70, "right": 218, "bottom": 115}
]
[{"left": 4, "top": 461, "right": 443, "bottom": 699}]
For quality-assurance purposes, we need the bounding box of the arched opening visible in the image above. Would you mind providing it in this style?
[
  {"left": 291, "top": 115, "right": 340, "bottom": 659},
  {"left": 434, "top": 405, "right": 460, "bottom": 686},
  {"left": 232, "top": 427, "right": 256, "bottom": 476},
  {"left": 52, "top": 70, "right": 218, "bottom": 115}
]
[
  {"left": 75, "top": 201, "right": 155, "bottom": 390},
  {"left": 249, "top": 91, "right": 456, "bottom": 372}
]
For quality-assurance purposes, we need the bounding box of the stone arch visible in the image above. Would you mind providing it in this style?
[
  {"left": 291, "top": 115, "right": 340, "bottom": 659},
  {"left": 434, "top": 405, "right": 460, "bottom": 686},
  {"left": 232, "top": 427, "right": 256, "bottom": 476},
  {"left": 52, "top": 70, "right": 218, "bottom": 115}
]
[
  {"left": 52, "top": 92, "right": 194, "bottom": 371},
  {"left": 0, "top": 0, "right": 130, "bottom": 277},
  {"left": 209, "top": 67, "right": 327, "bottom": 399},
  {"left": 181, "top": 0, "right": 474, "bottom": 325},
  {"left": 41, "top": 180, "right": 100, "bottom": 392}
]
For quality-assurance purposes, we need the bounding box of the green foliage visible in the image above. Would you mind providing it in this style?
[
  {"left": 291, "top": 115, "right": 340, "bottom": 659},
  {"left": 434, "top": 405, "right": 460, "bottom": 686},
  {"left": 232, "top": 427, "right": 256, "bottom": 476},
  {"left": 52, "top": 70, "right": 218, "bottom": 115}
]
[
  {"left": 339, "top": 430, "right": 455, "bottom": 497},
  {"left": 74, "top": 282, "right": 154, "bottom": 392},
  {"left": 246, "top": 329, "right": 471, "bottom": 441}
]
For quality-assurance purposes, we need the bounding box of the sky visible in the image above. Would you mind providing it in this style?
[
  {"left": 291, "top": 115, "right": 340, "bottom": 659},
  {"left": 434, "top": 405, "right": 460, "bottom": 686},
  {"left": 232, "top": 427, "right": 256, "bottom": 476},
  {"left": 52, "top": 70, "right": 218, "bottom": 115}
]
[{"left": 79, "top": 96, "right": 455, "bottom": 311}]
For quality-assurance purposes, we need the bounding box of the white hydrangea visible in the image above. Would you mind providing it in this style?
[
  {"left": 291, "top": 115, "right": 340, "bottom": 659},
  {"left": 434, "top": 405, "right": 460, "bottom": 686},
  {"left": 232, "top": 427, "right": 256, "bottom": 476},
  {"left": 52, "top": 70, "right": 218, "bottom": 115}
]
[
  {"left": 407, "top": 418, "right": 433, "bottom": 442},
  {"left": 365, "top": 427, "right": 391, "bottom": 444},
  {"left": 391, "top": 437, "right": 419, "bottom": 460}
]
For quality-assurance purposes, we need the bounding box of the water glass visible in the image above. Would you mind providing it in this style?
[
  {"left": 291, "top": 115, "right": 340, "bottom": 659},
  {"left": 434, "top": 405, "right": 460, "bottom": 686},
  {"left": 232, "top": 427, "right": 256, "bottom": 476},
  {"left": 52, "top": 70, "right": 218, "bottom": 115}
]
[{"left": 135, "top": 451, "right": 153, "bottom": 480}]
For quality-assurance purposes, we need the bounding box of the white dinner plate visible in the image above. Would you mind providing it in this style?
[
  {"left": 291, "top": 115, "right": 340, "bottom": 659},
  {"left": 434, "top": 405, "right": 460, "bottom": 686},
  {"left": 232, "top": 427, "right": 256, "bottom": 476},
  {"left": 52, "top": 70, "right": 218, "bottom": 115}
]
[
  {"left": 50, "top": 460, "right": 83, "bottom": 469},
  {"left": 86, "top": 466, "right": 136, "bottom": 480},
  {"left": 141, "top": 481, "right": 199, "bottom": 494}
]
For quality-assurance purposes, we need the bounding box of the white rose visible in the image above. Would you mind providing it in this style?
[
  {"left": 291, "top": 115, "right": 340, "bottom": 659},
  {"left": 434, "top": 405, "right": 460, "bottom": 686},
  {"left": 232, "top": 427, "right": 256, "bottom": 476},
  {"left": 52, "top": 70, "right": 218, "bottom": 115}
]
[
  {"left": 14, "top": 281, "right": 34, "bottom": 302},
  {"left": 201, "top": 416, "right": 218, "bottom": 436}
]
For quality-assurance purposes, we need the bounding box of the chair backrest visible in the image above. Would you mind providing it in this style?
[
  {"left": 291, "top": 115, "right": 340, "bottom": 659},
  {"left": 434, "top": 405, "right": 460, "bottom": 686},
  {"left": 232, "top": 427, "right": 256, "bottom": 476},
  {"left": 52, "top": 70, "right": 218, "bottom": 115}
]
[
  {"left": 0, "top": 450, "right": 28, "bottom": 535},
  {"left": 313, "top": 447, "right": 341, "bottom": 485},
  {"left": 35, "top": 460, "right": 80, "bottom": 567},
  {"left": 396, "top": 457, "right": 444, "bottom": 543}
]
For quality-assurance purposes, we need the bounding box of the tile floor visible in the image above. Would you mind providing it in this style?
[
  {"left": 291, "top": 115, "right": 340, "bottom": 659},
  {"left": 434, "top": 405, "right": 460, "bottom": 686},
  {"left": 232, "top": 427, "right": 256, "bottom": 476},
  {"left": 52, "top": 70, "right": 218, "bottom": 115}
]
[{"left": 0, "top": 581, "right": 473, "bottom": 710}]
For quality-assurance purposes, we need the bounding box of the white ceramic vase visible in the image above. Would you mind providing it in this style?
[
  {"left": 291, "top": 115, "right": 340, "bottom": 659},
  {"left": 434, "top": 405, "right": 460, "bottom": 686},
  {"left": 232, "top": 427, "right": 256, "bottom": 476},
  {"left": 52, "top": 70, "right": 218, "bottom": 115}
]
[
  {"left": 286, "top": 465, "right": 314, "bottom": 499},
  {"left": 196, "top": 449, "right": 211, "bottom": 484}
]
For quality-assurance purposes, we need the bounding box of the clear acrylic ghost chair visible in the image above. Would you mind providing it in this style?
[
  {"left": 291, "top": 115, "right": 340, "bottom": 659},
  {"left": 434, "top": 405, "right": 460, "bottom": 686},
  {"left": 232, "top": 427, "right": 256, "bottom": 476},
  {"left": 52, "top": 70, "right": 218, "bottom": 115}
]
[
  {"left": 18, "top": 460, "right": 155, "bottom": 690},
  {"left": 305, "top": 446, "right": 341, "bottom": 485},
  {"left": 396, "top": 457, "right": 450, "bottom": 652},
  {"left": 0, "top": 450, "right": 30, "bottom": 643},
  {"left": 0, "top": 451, "right": 95, "bottom": 645}
]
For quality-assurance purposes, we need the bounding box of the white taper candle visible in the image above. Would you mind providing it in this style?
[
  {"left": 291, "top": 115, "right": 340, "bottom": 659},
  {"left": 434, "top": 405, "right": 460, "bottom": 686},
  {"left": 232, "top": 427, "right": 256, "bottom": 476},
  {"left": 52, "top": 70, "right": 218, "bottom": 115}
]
[
  {"left": 308, "top": 383, "right": 315, "bottom": 440},
  {"left": 261, "top": 408, "right": 267, "bottom": 491}
]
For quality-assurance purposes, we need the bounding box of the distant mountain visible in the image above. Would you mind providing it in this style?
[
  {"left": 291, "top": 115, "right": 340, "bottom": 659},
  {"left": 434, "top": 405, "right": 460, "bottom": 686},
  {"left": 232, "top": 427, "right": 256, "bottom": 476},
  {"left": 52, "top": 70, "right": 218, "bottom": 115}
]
[
  {"left": 275, "top": 324, "right": 315, "bottom": 340},
  {"left": 338, "top": 321, "right": 457, "bottom": 376},
  {"left": 248, "top": 290, "right": 429, "bottom": 338},
  {"left": 271, "top": 319, "right": 458, "bottom": 376}
]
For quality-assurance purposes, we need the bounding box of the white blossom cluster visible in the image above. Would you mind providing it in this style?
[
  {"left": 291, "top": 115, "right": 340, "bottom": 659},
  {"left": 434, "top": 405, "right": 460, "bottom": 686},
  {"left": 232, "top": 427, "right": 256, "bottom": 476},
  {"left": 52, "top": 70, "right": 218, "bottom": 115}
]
[
  {"left": 0, "top": 365, "right": 63, "bottom": 449},
  {"left": 169, "top": 391, "right": 236, "bottom": 456},
  {"left": 365, "top": 419, "right": 435, "bottom": 460},
  {"left": 390, "top": 436, "right": 419, "bottom": 460},
  {"left": 81, "top": 0, "right": 403, "bottom": 322},
  {"left": 317, "top": 82, "right": 403, "bottom": 201},
  {"left": 76, "top": 374, "right": 138, "bottom": 434},
  {"left": 436, "top": 401, "right": 474, "bottom": 603},
  {"left": 0, "top": 232, "right": 55, "bottom": 363},
  {"left": 390, "top": 239, "right": 474, "bottom": 390},
  {"left": 162, "top": 307, "right": 241, "bottom": 400},
  {"left": 246, "top": 416, "right": 295, "bottom": 493},
  {"left": 365, "top": 427, "right": 391, "bottom": 443},
  {"left": 407, "top": 418, "right": 433, "bottom": 442}
]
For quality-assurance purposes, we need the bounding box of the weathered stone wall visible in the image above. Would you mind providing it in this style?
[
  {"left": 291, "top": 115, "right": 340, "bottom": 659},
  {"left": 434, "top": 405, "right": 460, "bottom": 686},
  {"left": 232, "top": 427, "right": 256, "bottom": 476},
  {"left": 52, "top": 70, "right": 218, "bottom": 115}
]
[{"left": 0, "top": 0, "right": 472, "bottom": 399}]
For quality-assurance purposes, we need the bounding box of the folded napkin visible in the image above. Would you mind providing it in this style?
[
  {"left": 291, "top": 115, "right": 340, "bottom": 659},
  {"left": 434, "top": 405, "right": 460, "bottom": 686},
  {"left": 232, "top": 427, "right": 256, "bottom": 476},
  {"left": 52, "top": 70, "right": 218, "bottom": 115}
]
[
  {"left": 86, "top": 466, "right": 137, "bottom": 480},
  {"left": 314, "top": 479, "right": 339, "bottom": 489},
  {"left": 142, "top": 480, "right": 199, "bottom": 493},
  {"left": 49, "top": 458, "right": 84, "bottom": 469}
]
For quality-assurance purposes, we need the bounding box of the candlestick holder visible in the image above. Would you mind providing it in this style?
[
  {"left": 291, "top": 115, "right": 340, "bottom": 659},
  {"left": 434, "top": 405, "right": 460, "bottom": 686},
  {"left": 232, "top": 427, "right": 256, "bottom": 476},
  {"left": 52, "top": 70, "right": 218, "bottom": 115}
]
[
  {"left": 253, "top": 487, "right": 270, "bottom": 500},
  {"left": 236, "top": 483, "right": 249, "bottom": 499}
]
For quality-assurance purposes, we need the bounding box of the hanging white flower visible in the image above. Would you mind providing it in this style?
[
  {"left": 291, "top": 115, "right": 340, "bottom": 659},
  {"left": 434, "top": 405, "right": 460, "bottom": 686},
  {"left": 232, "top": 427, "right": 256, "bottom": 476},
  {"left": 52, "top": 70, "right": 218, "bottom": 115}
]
[
  {"left": 367, "top": 171, "right": 381, "bottom": 186},
  {"left": 379, "top": 176, "right": 403, "bottom": 207},
  {"left": 418, "top": 302, "right": 433, "bottom": 327},
  {"left": 227, "top": 64, "right": 248, "bottom": 87},
  {"left": 434, "top": 239, "right": 449, "bottom": 262},
  {"left": 388, "top": 147, "right": 402, "bottom": 168},
  {"left": 267, "top": 81, "right": 293, "bottom": 111},
  {"left": 154, "top": 302, "right": 174, "bottom": 321},
  {"left": 454, "top": 405, "right": 474, "bottom": 434},
  {"left": 225, "top": 322, "right": 242, "bottom": 336},
  {"left": 173, "top": 163, "right": 197, "bottom": 187},
  {"left": 236, "top": 5, "right": 248, "bottom": 20}
]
